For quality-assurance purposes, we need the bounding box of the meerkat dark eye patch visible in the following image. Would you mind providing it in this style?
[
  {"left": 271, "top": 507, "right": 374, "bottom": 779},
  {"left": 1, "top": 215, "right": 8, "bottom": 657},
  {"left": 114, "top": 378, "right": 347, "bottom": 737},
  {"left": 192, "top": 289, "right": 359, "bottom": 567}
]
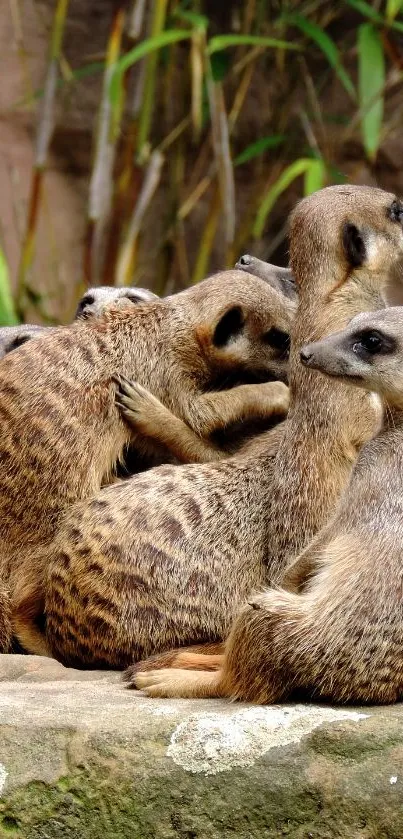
[
  {"left": 352, "top": 329, "right": 397, "bottom": 359},
  {"left": 263, "top": 327, "right": 290, "bottom": 355},
  {"left": 388, "top": 199, "right": 403, "bottom": 223},
  {"left": 213, "top": 306, "right": 245, "bottom": 347},
  {"left": 5, "top": 334, "right": 32, "bottom": 354},
  {"left": 124, "top": 293, "right": 144, "bottom": 304},
  {"left": 342, "top": 223, "right": 366, "bottom": 267},
  {"left": 75, "top": 294, "right": 95, "bottom": 318}
]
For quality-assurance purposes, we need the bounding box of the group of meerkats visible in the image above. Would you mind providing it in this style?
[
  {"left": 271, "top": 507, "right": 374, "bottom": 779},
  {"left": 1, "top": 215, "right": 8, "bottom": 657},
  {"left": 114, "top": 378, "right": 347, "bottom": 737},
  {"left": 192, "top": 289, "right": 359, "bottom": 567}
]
[{"left": 1, "top": 183, "right": 403, "bottom": 706}]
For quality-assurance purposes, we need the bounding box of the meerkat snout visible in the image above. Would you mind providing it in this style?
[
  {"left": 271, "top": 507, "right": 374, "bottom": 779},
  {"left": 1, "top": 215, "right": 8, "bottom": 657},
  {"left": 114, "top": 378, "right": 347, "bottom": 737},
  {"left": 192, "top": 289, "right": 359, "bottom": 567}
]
[
  {"left": 235, "top": 255, "right": 297, "bottom": 301},
  {"left": 299, "top": 347, "right": 313, "bottom": 365}
]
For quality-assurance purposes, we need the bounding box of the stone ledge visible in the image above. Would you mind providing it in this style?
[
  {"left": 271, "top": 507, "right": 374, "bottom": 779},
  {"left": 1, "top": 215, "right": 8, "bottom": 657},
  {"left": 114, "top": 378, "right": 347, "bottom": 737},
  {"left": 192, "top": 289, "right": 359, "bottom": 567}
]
[{"left": 0, "top": 655, "right": 402, "bottom": 838}]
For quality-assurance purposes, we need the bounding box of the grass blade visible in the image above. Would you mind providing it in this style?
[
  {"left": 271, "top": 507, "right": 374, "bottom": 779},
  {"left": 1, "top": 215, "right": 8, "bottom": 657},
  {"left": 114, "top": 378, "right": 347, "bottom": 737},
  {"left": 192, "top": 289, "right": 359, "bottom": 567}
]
[
  {"left": 190, "top": 28, "right": 205, "bottom": 141},
  {"left": 234, "top": 135, "right": 286, "bottom": 166},
  {"left": 282, "top": 14, "right": 356, "bottom": 100},
  {"left": 85, "top": 5, "right": 126, "bottom": 286},
  {"left": 17, "top": 0, "right": 70, "bottom": 315},
  {"left": 304, "top": 158, "right": 326, "bottom": 195},
  {"left": 345, "top": 0, "right": 403, "bottom": 32},
  {"left": 116, "top": 150, "right": 164, "bottom": 287},
  {"left": 206, "top": 67, "right": 236, "bottom": 247},
  {"left": 207, "top": 35, "right": 301, "bottom": 54},
  {"left": 0, "top": 247, "right": 19, "bottom": 325},
  {"left": 386, "top": 0, "right": 402, "bottom": 22},
  {"left": 109, "top": 30, "right": 192, "bottom": 136},
  {"left": 136, "top": 0, "right": 168, "bottom": 158},
  {"left": 253, "top": 158, "right": 313, "bottom": 238},
  {"left": 191, "top": 186, "right": 222, "bottom": 284},
  {"left": 358, "top": 23, "right": 385, "bottom": 162}
]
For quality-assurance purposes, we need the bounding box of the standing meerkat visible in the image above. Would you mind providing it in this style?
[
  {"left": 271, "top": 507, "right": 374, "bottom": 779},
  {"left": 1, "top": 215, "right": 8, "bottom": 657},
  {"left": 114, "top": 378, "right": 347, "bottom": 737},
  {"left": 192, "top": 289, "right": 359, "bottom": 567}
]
[
  {"left": 0, "top": 286, "right": 158, "bottom": 360},
  {"left": 43, "top": 185, "right": 398, "bottom": 672},
  {"left": 152, "top": 305, "right": 403, "bottom": 704},
  {"left": 1, "top": 269, "right": 293, "bottom": 653}
]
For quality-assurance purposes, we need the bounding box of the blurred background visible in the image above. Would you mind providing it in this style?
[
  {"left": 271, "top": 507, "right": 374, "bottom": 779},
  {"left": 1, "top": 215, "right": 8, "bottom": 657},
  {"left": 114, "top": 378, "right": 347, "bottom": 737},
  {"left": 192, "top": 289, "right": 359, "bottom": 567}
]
[{"left": 1, "top": 0, "right": 403, "bottom": 325}]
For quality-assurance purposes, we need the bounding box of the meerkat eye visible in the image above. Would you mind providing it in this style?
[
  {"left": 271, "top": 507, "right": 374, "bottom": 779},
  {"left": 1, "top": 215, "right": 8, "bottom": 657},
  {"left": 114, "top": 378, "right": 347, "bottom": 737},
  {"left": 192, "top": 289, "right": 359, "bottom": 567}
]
[
  {"left": 352, "top": 330, "right": 390, "bottom": 356},
  {"left": 263, "top": 327, "right": 290, "bottom": 354},
  {"left": 388, "top": 200, "right": 403, "bottom": 223}
]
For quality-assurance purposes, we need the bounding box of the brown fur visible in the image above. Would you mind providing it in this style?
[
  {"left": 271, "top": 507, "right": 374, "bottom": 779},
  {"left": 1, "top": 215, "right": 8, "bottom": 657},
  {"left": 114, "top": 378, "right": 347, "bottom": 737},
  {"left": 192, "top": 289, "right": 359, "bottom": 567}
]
[
  {"left": 132, "top": 187, "right": 403, "bottom": 698},
  {"left": 0, "top": 286, "right": 159, "bottom": 361},
  {"left": 0, "top": 270, "right": 294, "bottom": 653},
  {"left": 42, "top": 185, "right": 397, "bottom": 673}
]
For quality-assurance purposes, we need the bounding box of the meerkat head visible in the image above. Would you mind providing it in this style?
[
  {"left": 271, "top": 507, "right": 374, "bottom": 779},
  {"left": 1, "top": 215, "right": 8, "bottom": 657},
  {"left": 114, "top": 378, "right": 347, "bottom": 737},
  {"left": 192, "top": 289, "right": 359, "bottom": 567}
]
[
  {"left": 300, "top": 307, "right": 403, "bottom": 408},
  {"left": 290, "top": 185, "right": 403, "bottom": 296},
  {"left": 193, "top": 269, "right": 296, "bottom": 384},
  {"left": 0, "top": 325, "right": 50, "bottom": 360},
  {"left": 235, "top": 255, "right": 297, "bottom": 301},
  {"left": 75, "top": 286, "right": 158, "bottom": 319}
]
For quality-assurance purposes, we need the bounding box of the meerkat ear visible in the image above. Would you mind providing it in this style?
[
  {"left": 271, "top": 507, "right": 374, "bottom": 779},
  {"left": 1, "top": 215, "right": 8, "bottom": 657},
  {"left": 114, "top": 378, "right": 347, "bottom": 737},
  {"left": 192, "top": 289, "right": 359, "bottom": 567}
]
[
  {"left": 5, "top": 334, "right": 32, "bottom": 354},
  {"left": 343, "top": 223, "right": 367, "bottom": 267},
  {"left": 213, "top": 306, "right": 245, "bottom": 347}
]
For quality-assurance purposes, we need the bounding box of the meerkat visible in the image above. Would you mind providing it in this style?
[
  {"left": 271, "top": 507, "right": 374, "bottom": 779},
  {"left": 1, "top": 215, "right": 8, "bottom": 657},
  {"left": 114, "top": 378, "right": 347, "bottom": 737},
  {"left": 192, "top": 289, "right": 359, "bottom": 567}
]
[
  {"left": 236, "top": 254, "right": 297, "bottom": 301},
  {"left": 149, "top": 305, "right": 403, "bottom": 704},
  {"left": 1, "top": 269, "right": 293, "bottom": 653},
  {"left": 42, "top": 185, "right": 400, "bottom": 674},
  {"left": 117, "top": 266, "right": 293, "bottom": 464},
  {"left": 0, "top": 286, "right": 159, "bottom": 361}
]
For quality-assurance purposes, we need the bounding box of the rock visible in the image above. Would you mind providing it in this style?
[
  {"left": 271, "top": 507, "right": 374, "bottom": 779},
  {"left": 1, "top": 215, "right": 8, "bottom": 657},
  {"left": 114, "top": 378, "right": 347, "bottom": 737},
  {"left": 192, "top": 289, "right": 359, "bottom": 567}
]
[{"left": 1, "top": 655, "right": 403, "bottom": 838}]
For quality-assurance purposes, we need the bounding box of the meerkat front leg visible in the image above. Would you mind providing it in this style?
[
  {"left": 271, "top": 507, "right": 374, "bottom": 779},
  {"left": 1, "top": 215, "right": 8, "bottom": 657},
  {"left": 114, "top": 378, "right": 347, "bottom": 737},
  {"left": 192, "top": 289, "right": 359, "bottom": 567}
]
[
  {"left": 115, "top": 377, "right": 224, "bottom": 464},
  {"left": 116, "top": 376, "right": 289, "bottom": 465},
  {"left": 192, "top": 381, "right": 289, "bottom": 437}
]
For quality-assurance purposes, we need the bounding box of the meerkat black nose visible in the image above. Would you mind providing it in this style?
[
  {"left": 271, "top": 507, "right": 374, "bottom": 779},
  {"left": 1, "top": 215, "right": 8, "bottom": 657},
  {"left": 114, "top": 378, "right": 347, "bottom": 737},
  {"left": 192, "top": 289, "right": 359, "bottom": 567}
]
[
  {"left": 300, "top": 348, "right": 313, "bottom": 365},
  {"left": 238, "top": 254, "right": 252, "bottom": 266}
]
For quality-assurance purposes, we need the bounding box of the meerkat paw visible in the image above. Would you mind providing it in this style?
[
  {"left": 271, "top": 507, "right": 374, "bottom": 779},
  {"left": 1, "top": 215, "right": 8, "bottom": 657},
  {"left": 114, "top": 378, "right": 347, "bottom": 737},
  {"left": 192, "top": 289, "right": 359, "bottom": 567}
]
[
  {"left": 115, "top": 377, "right": 164, "bottom": 430},
  {"left": 134, "top": 668, "right": 224, "bottom": 699},
  {"left": 134, "top": 668, "right": 199, "bottom": 698},
  {"left": 259, "top": 381, "right": 290, "bottom": 416}
]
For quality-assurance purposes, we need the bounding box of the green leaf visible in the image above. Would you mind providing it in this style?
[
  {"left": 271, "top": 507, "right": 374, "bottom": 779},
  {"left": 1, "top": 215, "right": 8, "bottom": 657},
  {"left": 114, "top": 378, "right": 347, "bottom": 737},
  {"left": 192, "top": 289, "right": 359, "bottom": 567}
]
[
  {"left": 282, "top": 14, "right": 355, "bottom": 100},
  {"left": 173, "top": 9, "right": 208, "bottom": 31},
  {"left": 109, "top": 30, "right": 192, "bottom": 108},
  {"left": 253, "top": 158, "right": 314, "bottom": 238},
  {"left": 344, "top": 0, "right": 381, "bottom": 22},
  {"left": 0, "top": 248, "right": 19, "bottom": 326},
  {"left": 304, "top": 159, "right": 326, "bottom": 195},
  {"left": 386, "top": 0, "right": 402, "bottom": 21},
  {"left": 207, "top": 34, "right": 301, "bottom": 55},
  {"left": 234, "top": 135, "right": 286, "bottom": 166},
  {"left": 358, "top": 23, "right": 385, "bottom": 162},
  {"left": 345, "top": 0, "right": 403, "bottom": 32}
]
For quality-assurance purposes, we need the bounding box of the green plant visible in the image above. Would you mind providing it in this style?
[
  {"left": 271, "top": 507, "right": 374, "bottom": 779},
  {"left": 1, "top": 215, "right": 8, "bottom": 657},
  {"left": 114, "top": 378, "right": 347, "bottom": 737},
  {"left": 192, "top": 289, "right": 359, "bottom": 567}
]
[{"left": 7, "top": 0, "right": 403, "bottom": 321}]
